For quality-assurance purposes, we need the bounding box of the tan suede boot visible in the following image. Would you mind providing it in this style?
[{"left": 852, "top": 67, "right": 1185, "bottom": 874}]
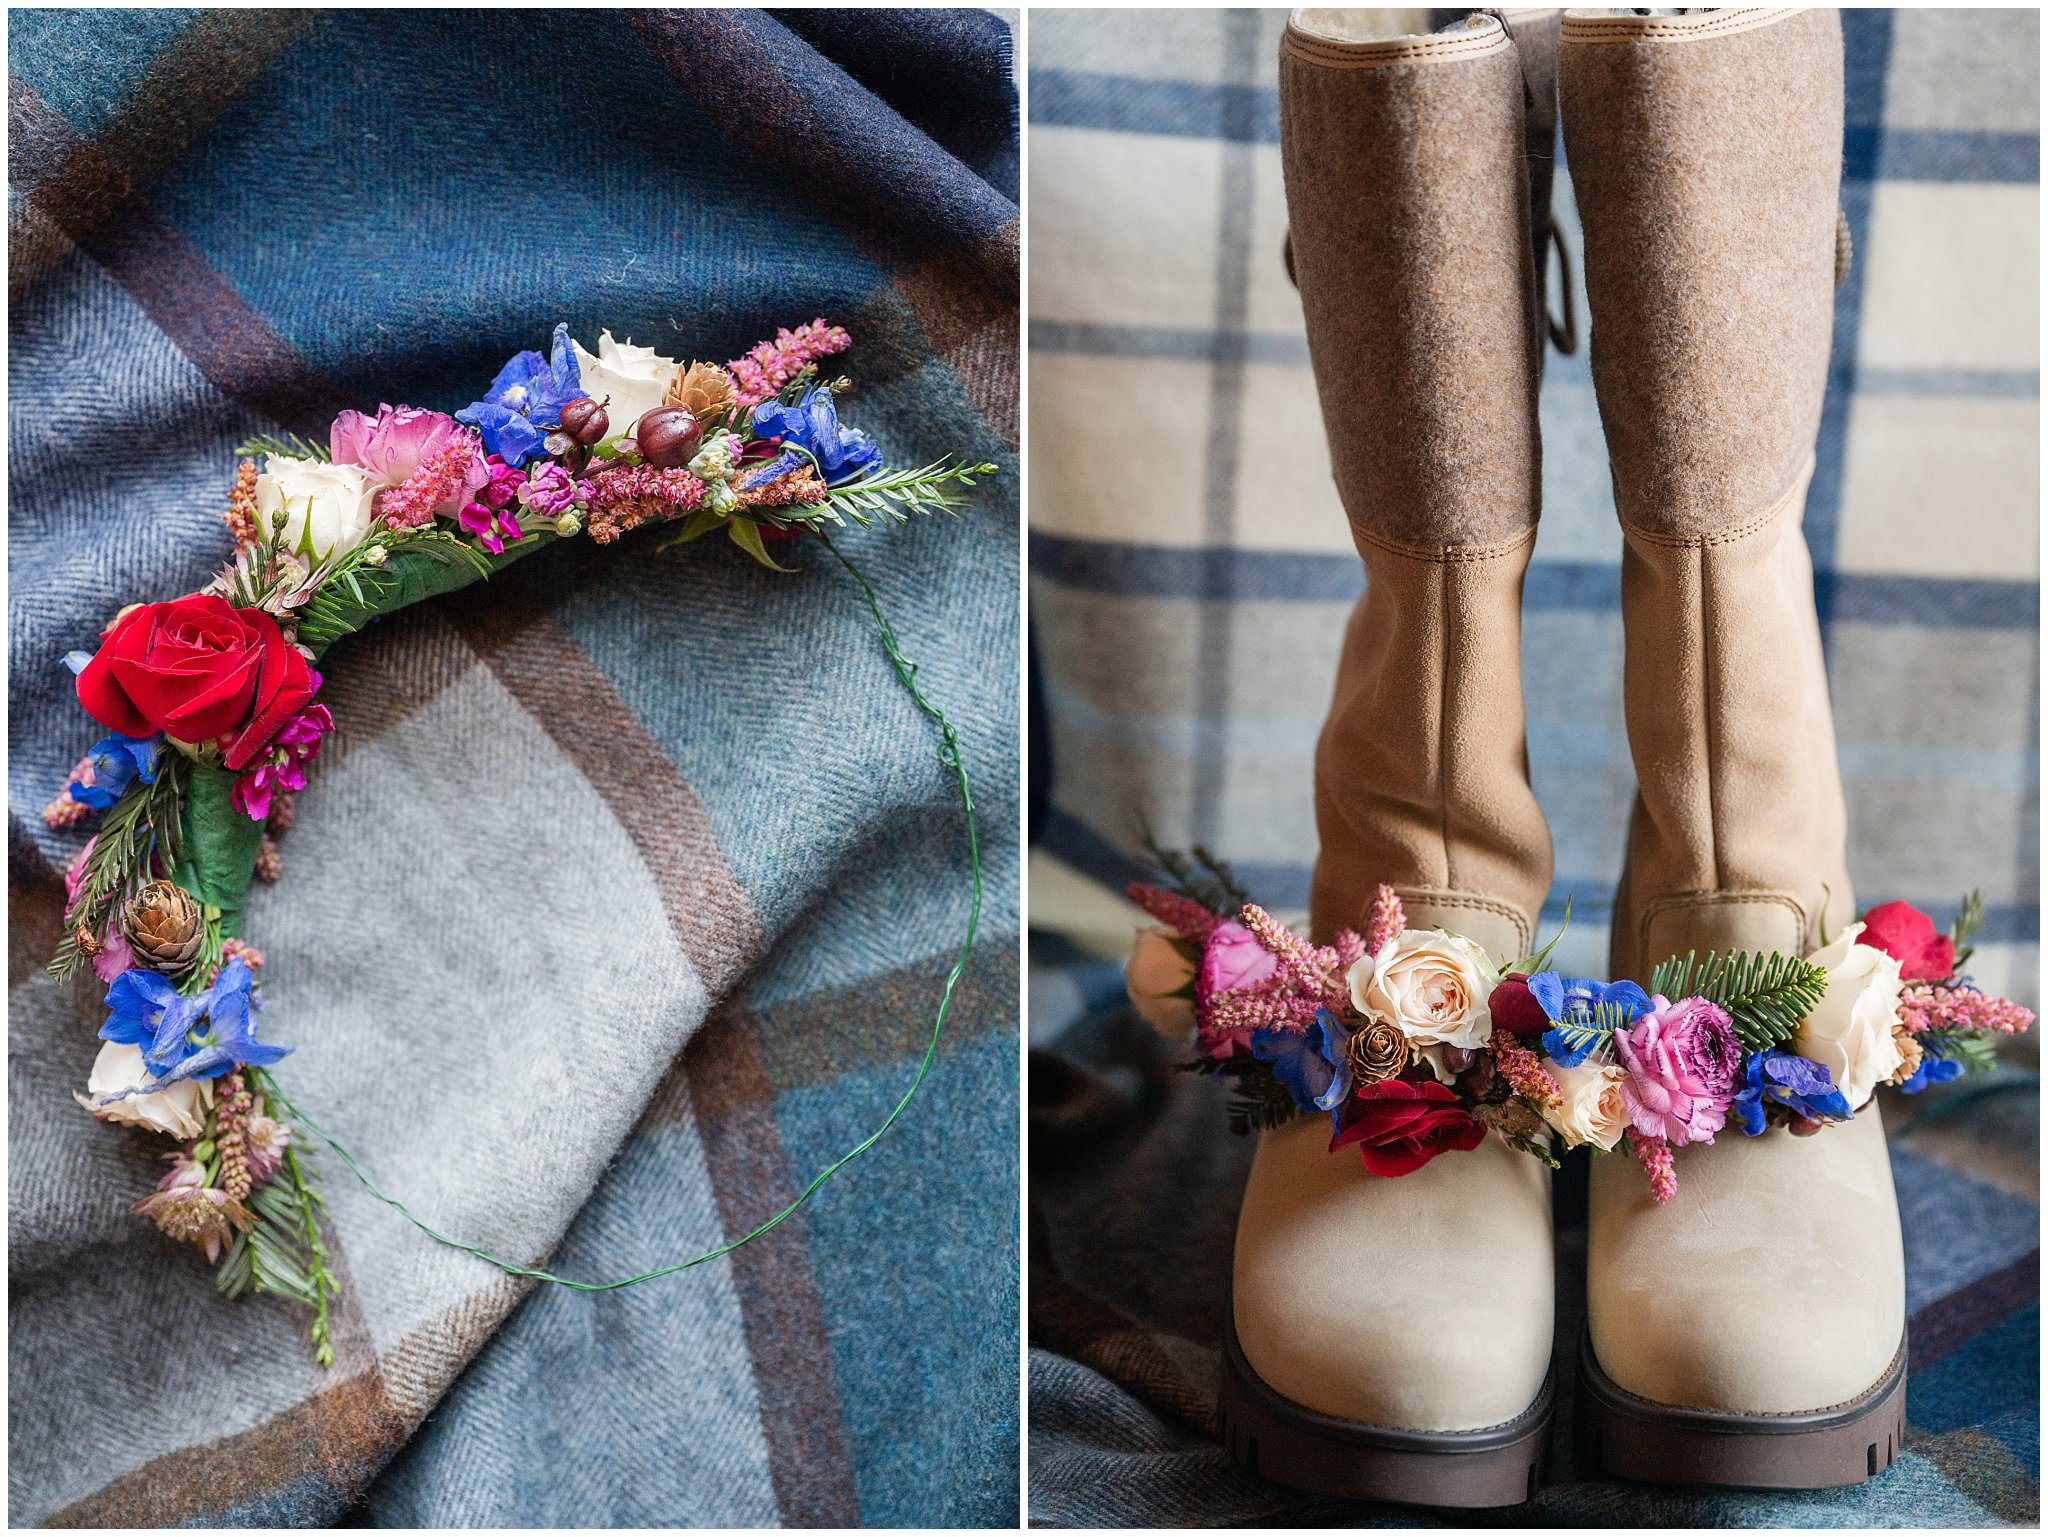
[
  {"left": 1561, "top": 7, "right": 1907, "bottom": 1487},
  {"left": 1220, "top": 12, "right": 1558, "bottom": 1506}
]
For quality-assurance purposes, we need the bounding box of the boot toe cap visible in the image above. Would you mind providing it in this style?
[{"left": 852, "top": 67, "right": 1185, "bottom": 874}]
[
  {"left": 1588, "top": 1111, "right": 1906, "bottom": 1415},
  {"left": 1232, "top": 1118, "right": 1554, "bottom": 1432}
]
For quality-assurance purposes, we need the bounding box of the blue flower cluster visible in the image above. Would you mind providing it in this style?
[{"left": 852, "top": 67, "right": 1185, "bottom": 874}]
[
  {"left": 459, "top": 323, "right": 586, "bottom": 465},
  {"left": 1527, "top": 972, "right": 1653, "bottom": 1067},
  {"left": 1250, "top": 1008, "right": 1354, "bottom": 1128},
  {"left": 69, "top": 732, "right": 163, "bottom": 810},
  {"left": 1730, "top": 1050, "right": 1851, "bottom": 1134},
  {"left": 100, "top": 959, "right": 290, "bottom": 1089},
  {"left": 747, "top": 387, "right": 883, "bottom": 486}
]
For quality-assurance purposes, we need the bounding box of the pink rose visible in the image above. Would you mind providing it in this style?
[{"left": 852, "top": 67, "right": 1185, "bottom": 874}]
[
  {"left": 1199, "top": 920, "right": 1280, "bottom": 996},
  {"left": 330, "top": 404, "right": 487, "bottom": 509},
  {"left": 1615, "top": 995, "right": 1742, "bottom": 1147}
]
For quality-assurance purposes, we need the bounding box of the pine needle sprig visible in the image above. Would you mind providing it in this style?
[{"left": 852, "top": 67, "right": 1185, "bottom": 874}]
[
  {"left": 1648, "top": 947, "right": 1828, "bottom": 1052},
  {"left": 1949, "top": 889, "right": 1986, "bottom": 969},
  {"left": 233, "top": 432, "right": 331, "bottom": 464},
  {"left": 47, "top": 756, "right": 189, "bottom": 980},
  {"left": 1179, "top": 1055, "right": 1300, "bottom": 1133},
  {"left": 818, "top": 459, "right": 999, "bottom": 528},
  {"left": 232, "top": 1068, "right": 340, "bottom": 1365},
  {"left": 1921, "top": 1026, "right": 2000, "bottom": 1076},
  {"left": 1136, "top": 826, "right": 1252, "bottom": 917}
]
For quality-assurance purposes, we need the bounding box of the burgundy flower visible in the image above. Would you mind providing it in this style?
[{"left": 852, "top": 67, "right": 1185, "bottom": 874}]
[
  {"left": 1330, "top": 1078, "right": 1485, "bottom": 1176},
  {"left": 1487, "top": 973, "right": 1551, "bottom": 1037}
]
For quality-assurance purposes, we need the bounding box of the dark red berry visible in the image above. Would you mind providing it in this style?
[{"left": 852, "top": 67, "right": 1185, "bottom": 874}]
[
  {"left": 559, "top": 396, "right": 610, "bottom": 445},
  {"left": 634, "top": 406, "right": 703, "bottom": 469}
]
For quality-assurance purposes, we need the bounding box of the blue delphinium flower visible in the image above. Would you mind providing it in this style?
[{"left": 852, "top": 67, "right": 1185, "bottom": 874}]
[
  {"left": 1250, "top": 1008, "right": 1353, "bottom": 1122},
  {"left": 1529, "top": 972, "right": 1653, "bottom": 1067},
  {"left": 1899, "top": 1051, "right": 1964, "bottom": 1095},
  {"left": 101, "top": 967, "right": 197, "bottom": 1051},
  {"left": 68, "top": 731, "right": 164, "bottom": 810},
  {"left": 1731, "top": 1050, "right": 1853, "bottom": 1134},
  {"left": 747, "top": 386, "right": 883, "bottom": 485},
  {"left": 458, "top": 322, "right": 586, "bottom": 465},
  {"left": 141, "top": 960, "right": 290, "bottom": 1084}
]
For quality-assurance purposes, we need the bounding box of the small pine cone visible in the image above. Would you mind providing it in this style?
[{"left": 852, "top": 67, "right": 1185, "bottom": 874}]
[
  {"left": 72, "top": 922, "right": 104, "bottom": 958},
  {"left": 255, "top": 836, "right": 283, "bottom": 883},
  {"left": 664, "top": 361, "right": 736, "bottom": 421},
  {"left": 122, "top": 881, "right": 205, "bottom": 975},
  {"left": 1344, "top": 1018, "right": 1409, "bottom": 1087},
  {"left": 1889, "top": 1025, "right": 1924, "bottom": 1087}
]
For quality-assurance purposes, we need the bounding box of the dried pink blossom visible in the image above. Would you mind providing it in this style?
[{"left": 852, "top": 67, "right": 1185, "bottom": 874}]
[
  {"left": 727, "top": 319, "right": 852, "bottom": 411},
  {"left": 1627, "top": 1127, "right": 1679, "bottom": 1205}
]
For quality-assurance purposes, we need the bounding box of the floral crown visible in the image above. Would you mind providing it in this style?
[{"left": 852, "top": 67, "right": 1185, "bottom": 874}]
[
  {"left": 1125, "top": 851, "right": 2030, "bottom": 1200},
  {"left": 45, "top": 320, "right": 992, "bottom": 1364}
]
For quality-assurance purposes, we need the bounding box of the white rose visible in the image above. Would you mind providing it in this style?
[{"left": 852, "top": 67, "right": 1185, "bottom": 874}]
[
  {"left": 1348, "top": 929, "right": 1497, "bottom": 1051},
  {"left": 1126, "top": 926, "right": 1197, "bottom": 1038},
  {"left": 73, "top": 1041, "right": 213, "bottom": 1140},
  {"left": 1541, "top": 1061, "right": 1629, "bottom": 1151},
  {"left": 571, "top": 330, "right": 680, "bottom": 440},
  {"left": 1795, "top": 923, "right": 1906, "bottom": 1109},
  {"left": 257, "top": 456, "right": 376, "bottom": 560}
]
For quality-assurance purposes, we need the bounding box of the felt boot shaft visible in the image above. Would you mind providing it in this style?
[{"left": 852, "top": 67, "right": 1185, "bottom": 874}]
[
  {"left": 1559, "top": 6, "right": 1853, "bottom": 979},
  {"left": 1282, "top": 12, "right": 1552, "bottom": 961}
]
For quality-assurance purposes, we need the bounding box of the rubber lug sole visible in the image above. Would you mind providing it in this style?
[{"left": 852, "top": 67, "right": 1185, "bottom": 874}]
[
  {"left": 1576, "top": 1328, "right": 1907, "bottom": 1490},
  {"left": 1220, "top": 1308, "right": 1553, "bottom": 1508}
]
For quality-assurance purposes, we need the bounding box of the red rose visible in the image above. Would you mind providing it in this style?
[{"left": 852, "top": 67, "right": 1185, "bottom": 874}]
[
  {"left": 1330, "top": 1078, "right": 1486, "bottom": 1176},
  {"left": 1856, "top": 900, "right": 1955, "bottom": 982},
  {"left": 1488, "top": 973, "right": 1551, "bottom": 1037},
  {"left": 77, "top": 595, "right": 315, "bottom": 771}
]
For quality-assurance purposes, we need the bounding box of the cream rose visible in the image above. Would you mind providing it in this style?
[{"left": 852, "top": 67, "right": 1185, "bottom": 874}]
[
  {"left": 257, "top": 456, "right": 377, "bottom": 560},
  {"left": 73, "top": 1042, "right": 213, "bottom": 1140},
  {"left": 1795, "top": 923, "right": 1906, "bottom": 1109},
  {"left": 1541, "top": 1061, "right": 1629, "bottom": 1151},
  {"left": 1125, "top": 926, "right": 1197, "bottom": 1038},
  {"left": 571, "top": 330, "right": 680, "bottom": 439},
  {"left": 1348, "top": 929, "right": 1497, "bottom": 1051}
]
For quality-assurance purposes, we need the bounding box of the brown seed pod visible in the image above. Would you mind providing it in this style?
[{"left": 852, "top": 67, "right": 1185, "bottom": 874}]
[
  {"left": 559, "top": 395, "right": 611, "bottom": 446},
  {"left": 633, "top": 406, "right": 704, "bottom": 469}
]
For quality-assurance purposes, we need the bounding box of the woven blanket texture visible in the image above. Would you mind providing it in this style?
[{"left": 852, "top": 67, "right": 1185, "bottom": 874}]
[
  {"left": 1027, "top": 6, "right": 2037, "bottom": 1527},
  {"left": 9, "top": 8, "right": 1019, "bottom": 1528}
]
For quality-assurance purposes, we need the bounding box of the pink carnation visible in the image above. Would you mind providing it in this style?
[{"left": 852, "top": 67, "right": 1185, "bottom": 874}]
[
  {"left": 1615, "top": 995, "right": 1742, "bottom": 1148},
  {"left": 332, "top": 404, "right": 486, "bottom": 499}
]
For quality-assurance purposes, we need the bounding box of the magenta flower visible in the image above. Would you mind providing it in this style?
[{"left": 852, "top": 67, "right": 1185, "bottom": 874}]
[
  {"left": 231, "top": 700, "right": 335, "bottom": 821},
  {"left": 460, "top": 455, "right": 527, "bottom": 554},
  {"left": 1614, "top": 995, "right": 1742, "bottom": 1147},
  {"left": 332, "top": 404, "right": 487, "bottom": 506}
]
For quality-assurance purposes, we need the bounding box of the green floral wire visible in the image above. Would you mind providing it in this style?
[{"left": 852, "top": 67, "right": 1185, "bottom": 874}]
[{"left": 259, "top": 533, "right": 981, "bottom": 1292}]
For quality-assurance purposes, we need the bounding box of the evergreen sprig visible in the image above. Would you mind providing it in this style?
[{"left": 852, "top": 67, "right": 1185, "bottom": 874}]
[
  {"left": 1648, "top": 947, "right": 1829, "bottom": 1052},
  {"left": 1138, "top": 826, "right": 1251, "bottom": 916},
  {"left": 1949, "top": 889, "right": 1986, "bottom": 970},
  {"left": 47, "top": 756, "right": 190, "bottom": 980},
  {"left": 817, "top": 459, "right": 999, "bottom": 528},
  {"left": 1179, "top": 1055, "right": 1299, "bottom": 1134},
  {"left": 233, "top": 432, "right": 330, "bottom": 463},
  {"left": 228, "top": 1069, "right": 340, "bottom": 1366}
]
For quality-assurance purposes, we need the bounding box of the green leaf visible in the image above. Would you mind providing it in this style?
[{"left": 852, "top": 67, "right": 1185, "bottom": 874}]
[
  {"left": 657, "top": 507, "right": 727, "bottom": 549},
  {"left": 1507, "top": 898, "right": 1572, "bottom": 976},
  {"left": 233, "top": 432, "right": 330, "bottom": 463},
  {"left": 1650, "top": 947, "right": 1828, "bottom": 1053},
  {"left": 727, "top": 518, "right": 795, "bottom": 572}
]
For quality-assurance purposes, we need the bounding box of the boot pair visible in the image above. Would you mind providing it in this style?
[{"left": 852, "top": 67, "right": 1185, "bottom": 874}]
[{"left": 1226, "top": 7, "right": 1904, "bottom": 1504}]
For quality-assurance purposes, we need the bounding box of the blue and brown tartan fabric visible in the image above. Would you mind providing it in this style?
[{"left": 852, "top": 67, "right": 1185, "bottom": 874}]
[
  {"left": 9, "top": 8, "right": 1018, "bottom": 1527},
  {"left": 1028, "top": 7, "right": 2037, "bottom": 1527}
]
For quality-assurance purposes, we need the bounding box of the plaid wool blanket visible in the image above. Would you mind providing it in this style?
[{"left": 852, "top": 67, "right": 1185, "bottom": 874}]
[
  {"left": 10, "top": 9, "right": 1018, "bottom": 1527},
  {"left": 1028, "top": 6, "right": 2036, "bottom": 1527}
]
